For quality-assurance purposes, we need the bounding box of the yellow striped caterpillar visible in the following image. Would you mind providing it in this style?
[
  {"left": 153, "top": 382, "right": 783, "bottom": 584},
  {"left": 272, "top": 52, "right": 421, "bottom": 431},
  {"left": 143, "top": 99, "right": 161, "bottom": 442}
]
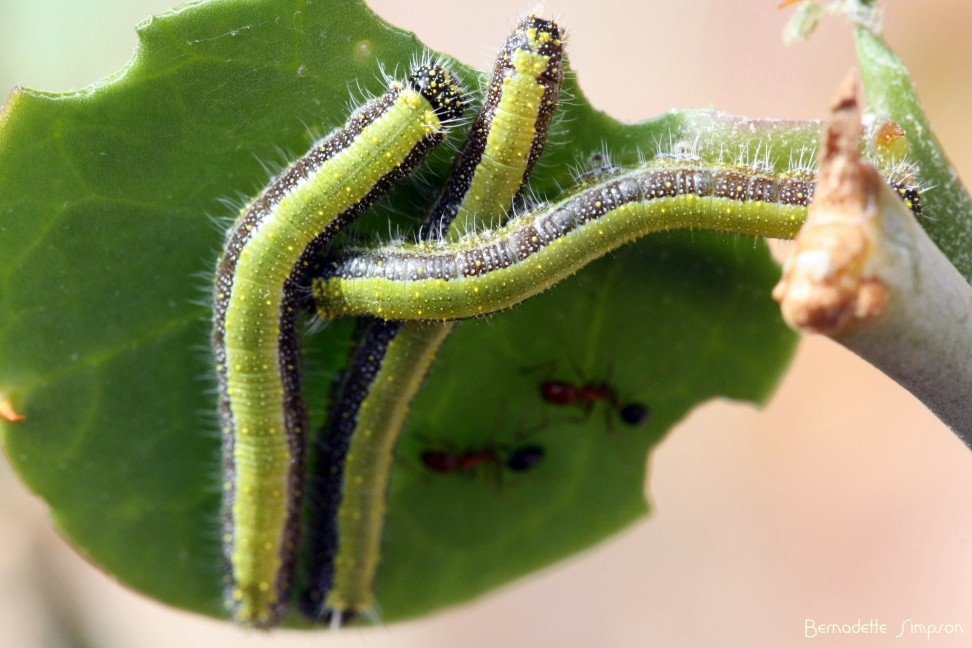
[
  {"left": 212, "top": 63, "right": 465, "bottom": 627},
  {"left": 312, "top": 159, "right": 922, "bottom": 321},
  {"left": 299, "top": 14, "right": 564, "bottom": 624}
]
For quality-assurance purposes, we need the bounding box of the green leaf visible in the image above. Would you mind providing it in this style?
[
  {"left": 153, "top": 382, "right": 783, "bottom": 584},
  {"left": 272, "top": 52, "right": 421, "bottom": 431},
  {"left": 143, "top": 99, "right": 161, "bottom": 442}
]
[
  {"left": 0, "top": 0, "right": 796, "bottom": 625},
  {"left": 856, "top": 26, "right": 972, "bottom": 284}
]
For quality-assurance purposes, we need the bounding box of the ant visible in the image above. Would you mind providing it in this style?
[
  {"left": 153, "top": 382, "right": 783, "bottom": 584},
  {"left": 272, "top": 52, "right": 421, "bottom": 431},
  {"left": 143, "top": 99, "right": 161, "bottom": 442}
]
[
  {"left": 420, "top": 444, "right": 545, "bottom": 476},
  {"left": 539, "top": 379, "right": 650, "bottom": 426}
]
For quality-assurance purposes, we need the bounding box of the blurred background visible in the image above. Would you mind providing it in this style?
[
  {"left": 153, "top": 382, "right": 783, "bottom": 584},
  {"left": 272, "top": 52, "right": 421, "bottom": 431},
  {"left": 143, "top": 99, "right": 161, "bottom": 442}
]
[{"left": 1, "top": 1, "right": 970, "bottom": 646}]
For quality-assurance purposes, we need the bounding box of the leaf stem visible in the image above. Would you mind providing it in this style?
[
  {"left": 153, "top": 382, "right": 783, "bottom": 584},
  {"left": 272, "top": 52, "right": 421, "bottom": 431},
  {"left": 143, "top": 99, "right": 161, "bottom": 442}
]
[{"left": 774, "top": 74, "right": 972, "bottom": 448}]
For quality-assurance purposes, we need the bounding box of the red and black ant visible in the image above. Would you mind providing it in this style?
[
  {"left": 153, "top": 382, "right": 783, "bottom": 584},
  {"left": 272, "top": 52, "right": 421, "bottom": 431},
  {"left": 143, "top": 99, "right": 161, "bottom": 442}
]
[
  {"left": 539, "top": 379, "right": 650, "bottom": 426},
  {"left": 420, "top": 444, "right": 545, "bottom": 476}
]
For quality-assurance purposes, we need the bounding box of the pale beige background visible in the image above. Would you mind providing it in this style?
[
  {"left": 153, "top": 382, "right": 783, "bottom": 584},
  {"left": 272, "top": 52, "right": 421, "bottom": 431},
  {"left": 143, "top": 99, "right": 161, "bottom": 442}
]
[{"left": 1, "top": 1, "right": 970, "bottom": 647}]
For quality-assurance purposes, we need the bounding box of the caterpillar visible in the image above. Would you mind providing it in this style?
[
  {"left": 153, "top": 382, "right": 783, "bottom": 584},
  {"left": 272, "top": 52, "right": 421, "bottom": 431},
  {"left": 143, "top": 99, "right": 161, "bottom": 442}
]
[
  {"left": 422, "top": 13, "right": 565, "bottom": 239},
  {"left": 299, "top": 319, "right": 452, "bottom": 625},
  {"left": 212, "top": 62, "right": 465, "bottom": 628},
  {"left": 299, "top": 14, "right": 564, "bottom": 625},
  {"left": 312, "top": 159, "right": 922, "bottom": 322}
]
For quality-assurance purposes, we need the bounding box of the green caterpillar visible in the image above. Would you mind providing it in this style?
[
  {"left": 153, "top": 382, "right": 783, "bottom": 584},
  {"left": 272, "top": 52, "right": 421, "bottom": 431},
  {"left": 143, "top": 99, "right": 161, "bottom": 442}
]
[
  {"left": 212, "top": 63, "right": 465, "bottom": 627},
  {"left": 312, "top": 159, "right": 922, "bottom": 321},
  {"left": 300, "top": 14, "right": 564, "bottom": 624}
]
